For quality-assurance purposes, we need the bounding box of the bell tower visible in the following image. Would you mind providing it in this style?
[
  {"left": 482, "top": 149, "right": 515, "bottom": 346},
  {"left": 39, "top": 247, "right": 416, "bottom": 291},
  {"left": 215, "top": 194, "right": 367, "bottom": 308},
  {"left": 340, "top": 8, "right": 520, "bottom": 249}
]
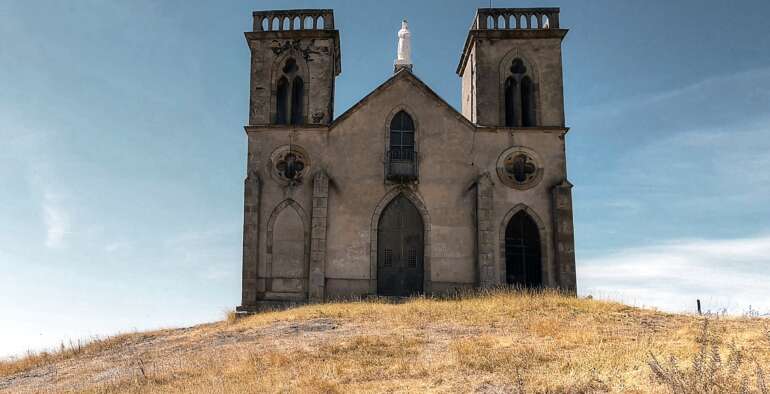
[
  {"left": 457, "top": 8, "right": 566, "bottom": 128},
  {"left": 246, "top": 10, "right": 341, "bottom": 126}
]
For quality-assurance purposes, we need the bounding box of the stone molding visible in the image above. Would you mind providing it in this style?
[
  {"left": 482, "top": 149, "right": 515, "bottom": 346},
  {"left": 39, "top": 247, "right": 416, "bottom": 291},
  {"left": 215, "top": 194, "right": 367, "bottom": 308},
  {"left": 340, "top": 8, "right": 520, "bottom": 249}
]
[
  {"left": 308, "top": 171, "right": 330, "bottom": 301},
  {"left": 551, "top": 180, "right": 576, "bottom": 292},
  {"left": 240, "top": 173, "right": 261, "bottom": 307},
  {"left": 476, "top": 172, "right": 496, "bottom": 287}
]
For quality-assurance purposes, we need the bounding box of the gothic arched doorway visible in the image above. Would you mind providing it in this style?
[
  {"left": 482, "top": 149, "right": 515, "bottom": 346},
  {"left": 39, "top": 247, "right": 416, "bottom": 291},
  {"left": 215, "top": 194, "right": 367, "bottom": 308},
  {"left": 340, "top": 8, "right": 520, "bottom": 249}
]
[
  {"left": 377, "top": 195, "right": 424, "bottom": 296},
  {"left": 504, "top": 211, "right": 542, "bottom": 287}
]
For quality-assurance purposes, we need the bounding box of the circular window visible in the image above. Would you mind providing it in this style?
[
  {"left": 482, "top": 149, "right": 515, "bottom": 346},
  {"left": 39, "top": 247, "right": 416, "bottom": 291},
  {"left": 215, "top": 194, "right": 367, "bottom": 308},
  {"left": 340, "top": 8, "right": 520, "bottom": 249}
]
[
  {"left": 269, "top": 145, "right": 310, "bottom": 186},
  {"left": 496, "top": 147, "right": 543, "bottom": 189}
]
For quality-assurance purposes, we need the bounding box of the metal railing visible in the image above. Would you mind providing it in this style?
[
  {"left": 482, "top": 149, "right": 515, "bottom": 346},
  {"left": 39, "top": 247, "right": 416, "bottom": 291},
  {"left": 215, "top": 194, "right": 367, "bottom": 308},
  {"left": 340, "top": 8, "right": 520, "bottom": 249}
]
[{"left": 386, "top": 150, "right": 418, "bottom": 182}]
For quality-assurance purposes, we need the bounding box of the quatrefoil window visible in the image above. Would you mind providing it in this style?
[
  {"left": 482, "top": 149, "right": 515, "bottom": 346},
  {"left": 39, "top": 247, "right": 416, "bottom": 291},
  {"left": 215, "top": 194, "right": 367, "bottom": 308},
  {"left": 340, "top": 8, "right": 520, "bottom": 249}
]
[
  {"left": 506, "top": 154, "right": 536, "bottom": 183},
  {"left": 276, "top": 152, "right": 305, "bottom": 181},
  {"left": 497, "top": 147, "right": 543, "bottom": 189},
  {"left": 269, "top": 146, "right": 310, "bottom": 186}
]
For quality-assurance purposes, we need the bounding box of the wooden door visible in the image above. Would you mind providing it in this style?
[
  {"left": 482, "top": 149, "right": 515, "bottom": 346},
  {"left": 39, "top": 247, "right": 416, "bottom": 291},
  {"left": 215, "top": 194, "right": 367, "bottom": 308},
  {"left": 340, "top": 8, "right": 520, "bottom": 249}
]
[{"left": 377, "top": 195, "right": 424, "bottom": 296}]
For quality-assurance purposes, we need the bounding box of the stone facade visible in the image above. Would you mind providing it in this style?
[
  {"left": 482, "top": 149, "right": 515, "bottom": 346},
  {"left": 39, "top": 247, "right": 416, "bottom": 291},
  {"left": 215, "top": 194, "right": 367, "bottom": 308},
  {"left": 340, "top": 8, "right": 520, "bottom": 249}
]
[{"left": 237, "top": 7, "right": 576, "bottom": 312}]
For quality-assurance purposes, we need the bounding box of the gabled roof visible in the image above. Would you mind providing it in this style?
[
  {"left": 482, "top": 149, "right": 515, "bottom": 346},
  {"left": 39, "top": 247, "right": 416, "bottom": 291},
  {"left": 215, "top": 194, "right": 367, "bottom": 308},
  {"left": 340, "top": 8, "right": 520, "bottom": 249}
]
[{"left": 330, "top": 68, "right": 475, "bottom": 130}]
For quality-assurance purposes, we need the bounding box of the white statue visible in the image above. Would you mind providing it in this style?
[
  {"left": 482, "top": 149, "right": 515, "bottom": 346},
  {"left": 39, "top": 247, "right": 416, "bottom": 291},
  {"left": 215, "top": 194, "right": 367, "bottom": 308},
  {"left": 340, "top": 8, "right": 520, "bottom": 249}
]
[{"left": 395, "top": 19, "right": 412, "bottom": 68}]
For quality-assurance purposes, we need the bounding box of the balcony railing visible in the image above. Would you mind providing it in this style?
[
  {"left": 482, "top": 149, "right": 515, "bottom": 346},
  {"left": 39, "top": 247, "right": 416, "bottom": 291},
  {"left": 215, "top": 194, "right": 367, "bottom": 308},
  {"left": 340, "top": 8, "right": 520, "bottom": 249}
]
[
  {"left": 473, "top": 8, "right": 560, "bottom": 30},
  {"left": 386, "top": 150, "right": 418, "bottom": 183},
  {"left": 253, "top": 9, "right": 335, "bottom": 32}
]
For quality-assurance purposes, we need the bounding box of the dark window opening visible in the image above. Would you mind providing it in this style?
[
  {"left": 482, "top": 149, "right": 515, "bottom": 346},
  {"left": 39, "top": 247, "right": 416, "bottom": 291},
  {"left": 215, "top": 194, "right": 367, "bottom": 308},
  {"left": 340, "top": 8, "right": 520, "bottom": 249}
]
[
  {"left": 511, "top": 154, "right": 536, "bottom": 183},
  {"left": 386, "top": 111, "right": 417, "bottom": 182},
  {"left": 505, "top": 211, "right": 542, "bottom": 287},
  {"left": 504, "top": 77, "right": 517, "bottom": 127},
  {"left": 510, "top": 58, "right": 527, "bottom": 74},
  {"left": 283, "top": 58, "right": 298, "bottom": 74},
  {"left": 290, "top": 76, "right": 304, "bottom": 125},
  {"left": 504, "top": 58, "right": 537, "bottom": 127},
  {"left": 274, "top": 58, "right": 305, "bottom": 125},
  {"left": 389, "top": 111, "right": 415, "bottom": 161},
  {"left": 276, "top": 76, "right": 289, "bottom": 125},
  {"left": 521, "top": 76, "right": 536, "bottom": 127}
]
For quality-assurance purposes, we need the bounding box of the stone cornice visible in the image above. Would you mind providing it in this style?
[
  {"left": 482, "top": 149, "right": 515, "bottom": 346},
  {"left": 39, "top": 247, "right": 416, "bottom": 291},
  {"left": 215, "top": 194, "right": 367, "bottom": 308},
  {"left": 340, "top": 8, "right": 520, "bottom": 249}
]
[{"left": 456, "top": 29, "right": 568, "bottom": 76}]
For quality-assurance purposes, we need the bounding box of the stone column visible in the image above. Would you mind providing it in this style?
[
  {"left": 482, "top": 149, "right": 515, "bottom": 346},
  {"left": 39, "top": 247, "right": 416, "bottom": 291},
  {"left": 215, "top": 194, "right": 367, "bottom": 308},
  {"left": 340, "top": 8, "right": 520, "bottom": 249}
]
[
  {"left": 476, "top": 173, "right": 496, "bottom": 287},
  {"left": 309, "top": 170, "right": 329, "bottom": 302},
  {"left": 239, "top": 172, "right": 261, "bottom": 308},
  {"left": 552, "top": 180, "right": 576, "bottom": 293}
]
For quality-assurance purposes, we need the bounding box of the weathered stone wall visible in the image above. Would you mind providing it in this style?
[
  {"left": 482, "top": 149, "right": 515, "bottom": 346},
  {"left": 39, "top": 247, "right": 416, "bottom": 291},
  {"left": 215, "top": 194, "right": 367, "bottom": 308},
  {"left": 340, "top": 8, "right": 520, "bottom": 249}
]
[
  {"left": 247, "top": 31, "right": 340, "bottom": 125},
  {"left": 459, "top": 33, "right": 566, "bottom": 127},
  {"left": 238, "top": 8, "right": 577, "bottom": 310},
  {"left": 242, "top": 73, "right": 572, "bottom": 304}
]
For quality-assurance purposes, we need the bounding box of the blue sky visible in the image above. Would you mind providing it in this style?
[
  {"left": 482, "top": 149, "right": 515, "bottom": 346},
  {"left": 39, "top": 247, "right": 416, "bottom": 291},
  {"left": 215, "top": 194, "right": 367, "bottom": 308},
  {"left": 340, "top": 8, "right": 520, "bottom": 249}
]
[{"left": 1, "top": 0, "right": 769, "bottom": 357}]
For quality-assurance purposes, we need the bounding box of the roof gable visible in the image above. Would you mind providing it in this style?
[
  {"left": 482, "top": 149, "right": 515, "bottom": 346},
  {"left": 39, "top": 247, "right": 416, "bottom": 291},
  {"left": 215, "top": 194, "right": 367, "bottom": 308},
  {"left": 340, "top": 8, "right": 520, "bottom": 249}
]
[{"left": 330, "top": 69, "right": 475, "bottom": 130}]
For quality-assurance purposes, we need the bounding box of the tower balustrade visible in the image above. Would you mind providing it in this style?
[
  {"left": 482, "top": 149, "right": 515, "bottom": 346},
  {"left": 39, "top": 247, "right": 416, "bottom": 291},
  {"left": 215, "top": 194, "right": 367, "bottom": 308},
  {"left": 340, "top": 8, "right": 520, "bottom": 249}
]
[
  {"left": 472, "top": 8, "right": 560, "bottom": 30},
  {"left": 252, "top": 9, "right": 335, "bottom": 32}
]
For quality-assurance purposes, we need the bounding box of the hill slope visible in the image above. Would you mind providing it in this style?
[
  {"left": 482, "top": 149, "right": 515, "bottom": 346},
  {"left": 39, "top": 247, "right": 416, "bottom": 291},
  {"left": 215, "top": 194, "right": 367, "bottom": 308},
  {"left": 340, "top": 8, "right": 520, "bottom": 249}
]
[{"left": 1, "top": 290, "right": 769, "bottom": 393}]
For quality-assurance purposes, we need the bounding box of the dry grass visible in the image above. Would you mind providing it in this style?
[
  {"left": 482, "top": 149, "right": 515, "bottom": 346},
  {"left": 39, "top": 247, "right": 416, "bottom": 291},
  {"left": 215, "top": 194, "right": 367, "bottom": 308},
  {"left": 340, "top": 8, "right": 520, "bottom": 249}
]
[
  {"left": 1, "top": 289, "right": 769, "bottom": 393},
  {"left": 0, "top": 334, "right": 146, "bottom": 378},
  {"left": 648, "top": 319, "right": 769, "bottom": 393}
]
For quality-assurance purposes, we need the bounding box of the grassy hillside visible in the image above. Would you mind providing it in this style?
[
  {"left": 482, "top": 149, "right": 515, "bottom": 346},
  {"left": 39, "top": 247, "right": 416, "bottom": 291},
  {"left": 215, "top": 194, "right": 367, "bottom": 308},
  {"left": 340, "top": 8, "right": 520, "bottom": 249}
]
[{"left": 1, "top": 290, "right": 769, "bottom": 393}]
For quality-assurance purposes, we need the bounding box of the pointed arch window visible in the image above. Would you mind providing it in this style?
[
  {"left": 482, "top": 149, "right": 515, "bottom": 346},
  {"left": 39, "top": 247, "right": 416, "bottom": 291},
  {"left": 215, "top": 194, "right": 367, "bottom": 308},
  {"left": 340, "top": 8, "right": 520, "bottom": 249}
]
[
  {"left": 290, "top": 76, "right": 304, "bottom": 125},
  {"left": 505, "top": 210, "right": 542, "bottom": 287},
  {"left": 504, "top": 58, "right": 537, "bottom": 127},
  {"left": 521, "top": 76, "right": 536, "bottom": 127},
  {"left": 276, "top": 77, "right": 289, "bottom": 125},
  {"left": 504, "top": 77, "right": 517, "bottom": 127},
  {"left": 386, "top": 111, "right": 418, "bottom": 182},
  {"left": 274, "top": 58, "right": 304, "bottom": 125}
]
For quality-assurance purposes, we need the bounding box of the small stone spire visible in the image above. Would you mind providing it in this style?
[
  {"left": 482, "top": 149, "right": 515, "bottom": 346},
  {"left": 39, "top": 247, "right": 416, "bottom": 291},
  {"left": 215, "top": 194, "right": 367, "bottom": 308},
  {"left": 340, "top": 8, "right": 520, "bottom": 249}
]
[{"left": 394, "top": 19, "right": 412, "bottom": 72}]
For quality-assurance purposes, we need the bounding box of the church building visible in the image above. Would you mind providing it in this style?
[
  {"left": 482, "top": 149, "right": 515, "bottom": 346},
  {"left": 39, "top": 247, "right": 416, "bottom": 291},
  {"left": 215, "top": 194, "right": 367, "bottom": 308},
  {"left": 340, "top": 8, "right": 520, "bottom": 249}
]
[{"left": 237, "top": 7, "right": 576, "bottom": 311}]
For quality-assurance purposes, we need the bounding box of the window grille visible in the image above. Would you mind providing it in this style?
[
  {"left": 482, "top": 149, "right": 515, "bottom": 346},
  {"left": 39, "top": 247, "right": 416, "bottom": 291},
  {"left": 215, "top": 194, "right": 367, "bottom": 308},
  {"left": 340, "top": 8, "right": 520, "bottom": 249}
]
[
  {"left": 384, "top": 249, "right": 393, "bottom": 267},
  {"left": 407, "top": 248, "right": 417, "bottom": 268}
]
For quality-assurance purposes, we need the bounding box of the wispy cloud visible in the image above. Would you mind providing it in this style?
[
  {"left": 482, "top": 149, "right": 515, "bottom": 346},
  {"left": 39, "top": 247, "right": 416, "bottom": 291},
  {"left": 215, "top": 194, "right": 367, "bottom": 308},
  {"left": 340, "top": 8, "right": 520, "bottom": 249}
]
[
  {"left": 574, "top": 66, "right": 770, "bottom": 126},
  {"left": 103, "top": 240, "right": 132, "bottom": 253},
  {"left": 162, "top": 226, "right": 240, "bottom": 281},
  {"left": 42, "top": 191, "right": 70, "bottom": 249},
  {"left": 579, "top": 235, "right": 770, "bottom": 315}
]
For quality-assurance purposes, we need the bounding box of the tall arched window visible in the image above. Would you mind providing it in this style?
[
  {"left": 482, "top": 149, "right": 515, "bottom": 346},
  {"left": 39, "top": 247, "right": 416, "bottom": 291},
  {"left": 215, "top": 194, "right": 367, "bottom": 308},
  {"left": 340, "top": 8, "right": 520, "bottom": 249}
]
[
  {"left": 274, "top": 58, "right": 305, "bottom": 125},
  {"left": 521, "top": 76, "right": 535, "bottom": 127},
  {"left": 504, "top": 77, "right": 517, "bottom": 127},
  {"left": 276, "top": 77, "right": 289, "bottom": 125},
  {"left": 505, "top": 210, "right": 542, "bottom": 287},
  {"left": 290, "top": 76, "right": 304, "bottom": 125},
  {"left": 503, "top": 58, "right": 537, "bottom": 127},
  {"left": 389, "top": 111, "right": 415, "bottom": 161},
  {"left": 387, "top": 111, "right": 417, "bottom": 182}
]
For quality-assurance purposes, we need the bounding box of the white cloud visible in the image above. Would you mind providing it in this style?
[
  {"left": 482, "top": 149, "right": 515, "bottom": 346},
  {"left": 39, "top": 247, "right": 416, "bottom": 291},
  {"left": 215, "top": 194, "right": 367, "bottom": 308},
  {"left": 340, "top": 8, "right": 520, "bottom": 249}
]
[
  {"left": 578, "top": 235, "right": 770, "bottom": 315},
  {"left": 42, "top": 191, "right": 70, "bottom": 249},
  {"left": 103, "top": 240, "right": 132, "bottom": 253}
]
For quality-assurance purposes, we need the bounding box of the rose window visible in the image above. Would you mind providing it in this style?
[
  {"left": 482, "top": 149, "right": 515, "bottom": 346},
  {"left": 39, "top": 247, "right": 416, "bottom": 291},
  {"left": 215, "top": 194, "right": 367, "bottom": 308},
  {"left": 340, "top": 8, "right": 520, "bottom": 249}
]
[
  {"left": 505, "top": 154, "right": 537, "bottom": 183},
  {"left": 497, "top": 147, "right": 542, "bottom": 189},
  {"left": 276, "top": 152, "right": 305, "bottom": 181},
  {"left": 269, "top": 146, "right": 309, "bottom": 185}
]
